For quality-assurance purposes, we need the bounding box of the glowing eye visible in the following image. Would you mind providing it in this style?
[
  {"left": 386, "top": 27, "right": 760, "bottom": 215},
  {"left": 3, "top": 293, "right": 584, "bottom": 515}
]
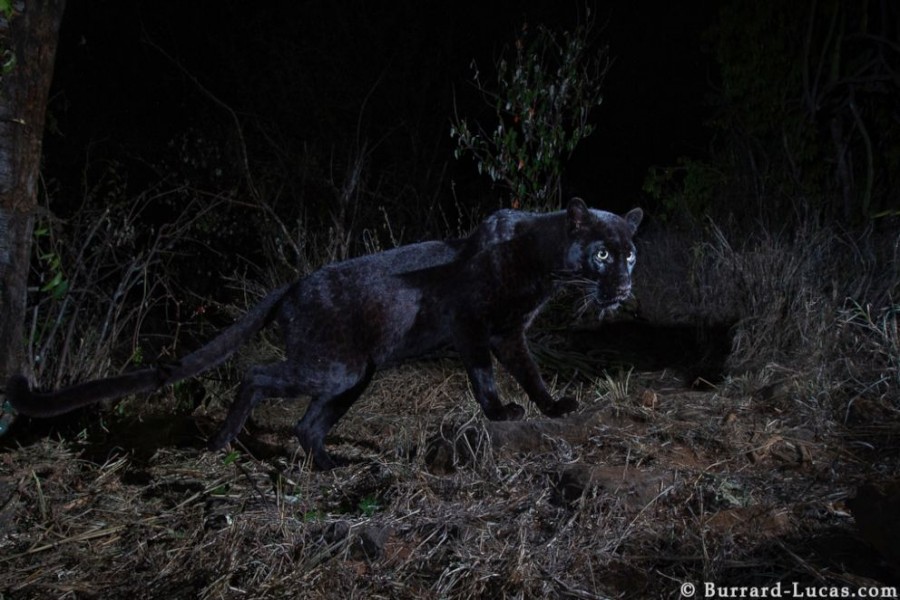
[
  {"left": 627, "top": 251, "right": 636, "bottom": 263},
  {"left": 596, "top": 249, "right": 609, "bottom": 261}
]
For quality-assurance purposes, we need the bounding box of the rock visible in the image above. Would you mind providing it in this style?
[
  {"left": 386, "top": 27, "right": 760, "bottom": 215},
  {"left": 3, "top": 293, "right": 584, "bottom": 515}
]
[
  {"left": 424, "top": 424, "right": 487, "bottom": 473},
  {"left": 351, "top": 524, "right": 393, "bottom": 560},
  {"left": 549, "top": 464, "right": 666, "bottom": 510},
  {"left": 487, "top": 414, "right": 595, "bottom": 454}
]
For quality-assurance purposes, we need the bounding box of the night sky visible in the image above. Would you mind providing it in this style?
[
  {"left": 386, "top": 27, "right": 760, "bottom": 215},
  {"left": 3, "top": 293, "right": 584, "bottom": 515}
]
[{"left": 44, "top": 1, "right": 715, "bottom": 219}]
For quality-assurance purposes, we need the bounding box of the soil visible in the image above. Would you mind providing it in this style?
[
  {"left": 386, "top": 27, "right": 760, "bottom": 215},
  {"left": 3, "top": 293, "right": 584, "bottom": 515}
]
[{"left": 2, "top": 328, "right": 899, "bottom": 598}]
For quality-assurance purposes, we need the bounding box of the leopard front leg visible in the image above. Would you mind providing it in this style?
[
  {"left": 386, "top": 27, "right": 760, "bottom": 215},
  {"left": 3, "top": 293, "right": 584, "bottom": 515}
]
[
  {"left": 490, "top": 330, "right": 578, "bottom": 418},
  {"left": 454, "top": 321, "right": 525, "bottom": 421}
]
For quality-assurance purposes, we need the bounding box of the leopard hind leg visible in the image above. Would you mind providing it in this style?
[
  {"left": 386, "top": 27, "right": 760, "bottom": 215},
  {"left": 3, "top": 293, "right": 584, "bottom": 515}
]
[
  {"left": 207, "top": 361, "right": 308, "bottom": 451},
  {"left": 293, "top": 361, "right": 376, "bottom": 470}
]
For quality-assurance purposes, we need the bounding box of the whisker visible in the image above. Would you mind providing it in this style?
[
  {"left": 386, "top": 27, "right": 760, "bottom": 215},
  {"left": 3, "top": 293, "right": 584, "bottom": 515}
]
[{"left": 554, "top": 274, "right": 634, "bottom": 321}]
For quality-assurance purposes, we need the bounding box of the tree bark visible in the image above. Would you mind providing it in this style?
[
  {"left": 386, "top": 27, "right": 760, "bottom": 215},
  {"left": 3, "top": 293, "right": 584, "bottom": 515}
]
[{"left": 0, "top": 0, "right": 66, "bottom": 380}]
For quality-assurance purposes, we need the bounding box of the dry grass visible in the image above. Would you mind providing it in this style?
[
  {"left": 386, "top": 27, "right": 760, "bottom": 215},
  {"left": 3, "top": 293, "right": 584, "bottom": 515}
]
[
  {"left": 3, "top": 361, "right": 898, "bottom": 599},
  {"left": 4, "top": 202, "right": 899, "bottom": 598},
  {"left": 636, "top": 215, "right": 900, "bottom": 425}
]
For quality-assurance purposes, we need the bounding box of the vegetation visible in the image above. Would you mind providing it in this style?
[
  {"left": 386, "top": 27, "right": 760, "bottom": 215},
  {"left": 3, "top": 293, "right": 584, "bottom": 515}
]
[
  {"left": 646, "top": 0, "right": 900, "bottom": 223},
  {"left": 3, "top": 359, "right": 897, "bottom": 597},
  {"left": 2, "top": 2, "right": 899, "bottom": 598},
  {"left": 636, "top": 0, "right": 899, "bottom": 424},
  {"left": 451, "top": 17, "right": 608, "bottom": 209}
]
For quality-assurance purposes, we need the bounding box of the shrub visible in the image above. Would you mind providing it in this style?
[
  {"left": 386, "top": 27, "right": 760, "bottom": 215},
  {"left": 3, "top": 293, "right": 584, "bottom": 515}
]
[{"left": 451, "top": 17, "right": 608, "bottom": 210}]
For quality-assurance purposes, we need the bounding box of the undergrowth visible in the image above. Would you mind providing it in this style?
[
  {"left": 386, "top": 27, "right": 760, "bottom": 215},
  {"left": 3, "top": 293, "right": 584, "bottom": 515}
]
[
  {"left": 6, "top": 187, "right": 899, "bottom": 598},
  {"left": 636, "top": 212, "right": 900, "bottom": 428}
]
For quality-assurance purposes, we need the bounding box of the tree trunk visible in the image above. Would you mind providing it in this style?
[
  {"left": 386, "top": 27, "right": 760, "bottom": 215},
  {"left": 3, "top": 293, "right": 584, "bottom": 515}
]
[{"left": 0, "top": 0, "right": 66, "bottom": 381}]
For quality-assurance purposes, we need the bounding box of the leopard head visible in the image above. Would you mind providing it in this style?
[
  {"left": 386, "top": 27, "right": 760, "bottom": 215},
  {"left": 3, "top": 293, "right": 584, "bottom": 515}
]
[{"left": 562, "top": 197, "right": 643, "bottom": 315}]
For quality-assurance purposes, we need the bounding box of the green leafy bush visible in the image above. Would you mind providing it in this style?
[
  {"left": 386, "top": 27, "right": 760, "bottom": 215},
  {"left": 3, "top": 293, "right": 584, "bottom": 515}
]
[{"left": 451, "top": 19, "right": 608, "bottom": 210}]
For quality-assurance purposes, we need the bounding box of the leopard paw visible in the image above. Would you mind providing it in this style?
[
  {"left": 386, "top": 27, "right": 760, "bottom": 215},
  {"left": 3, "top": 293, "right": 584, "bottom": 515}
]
[
  {"left": 502, "top": 402, "right": 526, "bottom": 421},
  {"left": 542, "top": 396, "right": 578, "bottom": 418}
]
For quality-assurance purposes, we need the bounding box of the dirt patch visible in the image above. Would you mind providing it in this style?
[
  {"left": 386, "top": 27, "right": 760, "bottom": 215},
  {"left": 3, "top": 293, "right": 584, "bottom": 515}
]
[{"left": 1, "top": 363, "right": 899, "bottom": 598}]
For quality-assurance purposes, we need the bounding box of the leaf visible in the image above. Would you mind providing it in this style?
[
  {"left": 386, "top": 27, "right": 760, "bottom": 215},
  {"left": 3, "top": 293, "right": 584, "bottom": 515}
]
[
  {"left": 1, "top": 51, "right": 14, "bottom": 75},
  {"left": 51, "top": 279, "right": 69, "bottom": 300},
  {"left": 41, "top": 272, "right": 63, "bottom": 292}
]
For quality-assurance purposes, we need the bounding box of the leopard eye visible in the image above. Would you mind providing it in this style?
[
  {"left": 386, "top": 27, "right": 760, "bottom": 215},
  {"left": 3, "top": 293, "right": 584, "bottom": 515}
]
[
  {"left": 596, "top": 249, "right": 609, "bottom": 261},
  {"left": 627, "top": 251, "right": 636, "bottom": 264}
]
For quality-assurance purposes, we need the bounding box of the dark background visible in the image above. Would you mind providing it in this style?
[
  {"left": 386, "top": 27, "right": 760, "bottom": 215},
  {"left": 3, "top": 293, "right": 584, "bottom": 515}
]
[
  {"left": 44, "top": 1, "right": 715, "bottom": 219},
  {"left": 35, "top": 0, "right": 900, "bottom": 301}
]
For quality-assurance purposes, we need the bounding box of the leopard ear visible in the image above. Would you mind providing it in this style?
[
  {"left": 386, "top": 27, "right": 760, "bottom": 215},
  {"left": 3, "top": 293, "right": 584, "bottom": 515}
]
[
  {"left": 566, "top": 197, "right": 590, "bottom": 233},
  {"left": 624, "top": 207, "right": 643, "bottom": 234}
]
